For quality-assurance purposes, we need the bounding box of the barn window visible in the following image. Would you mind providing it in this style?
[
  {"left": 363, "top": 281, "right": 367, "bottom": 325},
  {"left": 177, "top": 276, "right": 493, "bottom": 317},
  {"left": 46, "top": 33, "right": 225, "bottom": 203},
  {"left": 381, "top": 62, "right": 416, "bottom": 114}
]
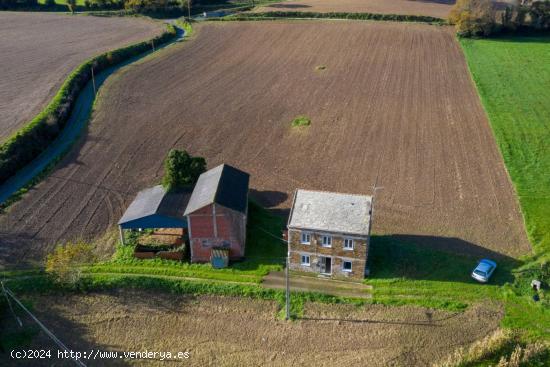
[
  {"left": 300, "top": 232, "right": 311, "bottom": 244},
  {"left": 301, "top": 255, "right": 310, "bottom": 266},
  {"left": 322, "top": 235, "right": 332, "bottom": 247},
  {"left": 342, "top": 261, "right": 352, "bottom": 272},
  {"left": 344, "top": 238, "right": 354, "bottom": 250}
]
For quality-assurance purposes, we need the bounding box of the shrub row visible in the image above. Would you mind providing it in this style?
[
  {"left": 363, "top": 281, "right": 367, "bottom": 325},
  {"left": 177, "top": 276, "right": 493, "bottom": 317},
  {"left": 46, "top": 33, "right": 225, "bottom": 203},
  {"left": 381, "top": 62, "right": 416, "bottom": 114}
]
[
  {"left": 0, "top": 24, "right": 177, "bottom": 186},
  {"left": 228, "top": 11, "right": 444, "bottom": 24}
]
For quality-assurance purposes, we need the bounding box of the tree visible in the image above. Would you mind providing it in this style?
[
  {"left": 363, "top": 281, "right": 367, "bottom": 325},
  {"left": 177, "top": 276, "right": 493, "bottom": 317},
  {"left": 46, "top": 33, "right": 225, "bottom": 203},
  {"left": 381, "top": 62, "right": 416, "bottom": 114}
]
[
  {"left": 449, "top": 0, "right": 497, "bottom": 37},
  {"left": 162, "top": 149, "right": 206, "bottom": 191},
  {"left": 46, "top": 241, "right": 96, "bottom": 286},
  {"left": 66, "top": 0, "right": 76, "bottom": 13}
]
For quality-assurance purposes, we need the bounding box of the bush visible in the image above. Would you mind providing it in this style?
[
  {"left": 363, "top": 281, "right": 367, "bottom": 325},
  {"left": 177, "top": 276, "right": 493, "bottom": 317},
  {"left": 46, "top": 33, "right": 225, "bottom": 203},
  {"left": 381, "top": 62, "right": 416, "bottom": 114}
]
[
  {"left": 0, "top": 25, "right": 177, "bottom": 188},
  {"left": 46, "top": 241, "right": 96, "bottom": 286},
  {"left": 162, "top": 149, "right": 206, "bottom": 191},
  {"left": 124, "top": 0, "right": 186, "bottom": 15},
  {"left": 449, "top": 0, "right": 497, "bottom": 37},
  {"left": 291, "top": 115, "right": 311, "bottom": 128}
]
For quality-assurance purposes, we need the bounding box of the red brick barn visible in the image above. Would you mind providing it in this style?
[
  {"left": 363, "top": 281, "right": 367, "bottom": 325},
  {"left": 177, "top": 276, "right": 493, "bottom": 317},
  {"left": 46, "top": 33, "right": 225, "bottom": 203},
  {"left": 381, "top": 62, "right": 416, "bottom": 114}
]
[{"left": 184, "top": 164, "right": 249, "bottom": 263}]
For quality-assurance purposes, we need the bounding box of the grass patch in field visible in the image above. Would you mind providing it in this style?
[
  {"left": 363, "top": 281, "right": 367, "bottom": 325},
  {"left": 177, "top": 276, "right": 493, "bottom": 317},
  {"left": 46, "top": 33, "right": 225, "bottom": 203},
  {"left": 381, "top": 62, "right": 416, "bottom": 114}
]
[{"left": 291, "top": 115, "right": 311, "bottom": 128}]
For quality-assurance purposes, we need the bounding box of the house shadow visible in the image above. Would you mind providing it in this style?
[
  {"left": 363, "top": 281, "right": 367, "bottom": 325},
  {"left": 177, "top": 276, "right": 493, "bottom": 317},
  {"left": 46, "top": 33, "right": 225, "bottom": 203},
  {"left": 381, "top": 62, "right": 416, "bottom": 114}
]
[{"left": 367, "top": 234, "right": 521, "bottom": 286}]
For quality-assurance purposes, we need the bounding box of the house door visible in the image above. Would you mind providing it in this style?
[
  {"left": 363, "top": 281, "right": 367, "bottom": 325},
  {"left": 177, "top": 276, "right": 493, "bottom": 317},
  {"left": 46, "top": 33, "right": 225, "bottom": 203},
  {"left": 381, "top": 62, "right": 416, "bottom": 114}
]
[{"left": 320, "top": 256, "right": 332, "bottom": 274}]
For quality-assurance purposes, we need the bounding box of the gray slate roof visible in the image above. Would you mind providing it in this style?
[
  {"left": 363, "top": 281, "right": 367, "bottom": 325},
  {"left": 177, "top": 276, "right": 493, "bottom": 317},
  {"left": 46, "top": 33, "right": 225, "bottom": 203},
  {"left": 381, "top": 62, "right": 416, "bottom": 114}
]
[
  {"left": 118, "top": 185, "right": 190, "bottom": 228},
  {"left": 184, "top": 164, "right": 249, "bottom": 215},
  {"left": 288, "top": 189, "right": 372, "bottom": 236}
]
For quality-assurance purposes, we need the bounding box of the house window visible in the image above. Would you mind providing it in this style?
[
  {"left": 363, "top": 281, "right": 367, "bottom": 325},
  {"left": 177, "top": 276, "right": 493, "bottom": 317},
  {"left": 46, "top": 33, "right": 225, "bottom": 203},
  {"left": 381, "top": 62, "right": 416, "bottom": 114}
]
[
  {"left": 344, "top": 238, "right": 354, "bottom": 250},
  {"left": 342, "top": 261, "right": 352, "bottom": 272},
  {"left": 300, "top": 232, "right": 311, "bottom": 244},
  {"left": 322, "top": 235, "right": 332, "bottom": 247},
  {"left": 301, "top": 255, "right": 310, "bottom": 266}
]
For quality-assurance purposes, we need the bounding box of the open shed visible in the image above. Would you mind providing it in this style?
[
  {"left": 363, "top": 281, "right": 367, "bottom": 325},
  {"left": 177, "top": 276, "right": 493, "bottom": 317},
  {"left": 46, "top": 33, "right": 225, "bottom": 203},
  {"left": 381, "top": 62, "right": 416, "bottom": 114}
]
[{"left": 118, "top": 185, "right": 191, "bottom": 244}]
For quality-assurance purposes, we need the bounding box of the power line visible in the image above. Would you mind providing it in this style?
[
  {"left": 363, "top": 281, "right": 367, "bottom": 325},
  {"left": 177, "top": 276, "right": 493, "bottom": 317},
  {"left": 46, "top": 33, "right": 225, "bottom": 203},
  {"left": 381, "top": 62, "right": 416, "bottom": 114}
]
[
  {"left": 1, "top": 281, "right": 22, "bottom": 327},
  {"left": 2, "top": 285, "right": 87, "bottom": 367}
]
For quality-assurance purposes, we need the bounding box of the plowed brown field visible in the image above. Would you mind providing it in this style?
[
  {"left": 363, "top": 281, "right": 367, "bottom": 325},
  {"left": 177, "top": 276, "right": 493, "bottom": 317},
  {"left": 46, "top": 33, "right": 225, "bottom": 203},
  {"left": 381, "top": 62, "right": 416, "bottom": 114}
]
[
  {"left": 0, "top": 21, "right": 530, "bottom": 268},
  {"left": 253, "top": 0, "right": 455, "bottom": 19},
  {"left": 0, "top": 12, "right": 163, "bottom": 142},
  {"left": 2, "top": 291, "right": 503, "bottom": 366}
]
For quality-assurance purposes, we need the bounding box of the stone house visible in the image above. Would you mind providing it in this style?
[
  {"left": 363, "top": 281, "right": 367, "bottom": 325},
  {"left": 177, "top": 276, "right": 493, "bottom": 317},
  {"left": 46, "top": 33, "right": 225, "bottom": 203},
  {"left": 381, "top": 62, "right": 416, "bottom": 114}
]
[{"left": 287, "top": 189, "right": 372, "bottom": 280}]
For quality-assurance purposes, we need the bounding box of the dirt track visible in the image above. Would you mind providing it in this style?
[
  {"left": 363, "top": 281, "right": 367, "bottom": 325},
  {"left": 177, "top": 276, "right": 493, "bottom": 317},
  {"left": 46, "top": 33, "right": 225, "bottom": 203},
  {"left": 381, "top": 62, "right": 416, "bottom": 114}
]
[
  {"left": 3, "top": 290, "right": 503, "bottom": 366},
  {"left": 253, "top": 0, "right": 456, "bottom": 19},
  {"left": 0, "top": 21, "right": 530, "bottom": 268},
  {"left": 0, "top": 12, "right": 162, "bottom": 142}
]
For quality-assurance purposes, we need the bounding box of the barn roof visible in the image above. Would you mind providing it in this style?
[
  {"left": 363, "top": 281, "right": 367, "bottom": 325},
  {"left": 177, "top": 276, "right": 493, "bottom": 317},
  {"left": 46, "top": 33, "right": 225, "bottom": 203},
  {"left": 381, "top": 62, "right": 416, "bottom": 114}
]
[
  {"left": 288, "top": 189, "right": 372, "bottom": 236},
  {"left": 184, "top": 164, "right": 249, "bottom": 215},
  {"left": 118, "top": 185, "right": 191, "bottom": 229}
]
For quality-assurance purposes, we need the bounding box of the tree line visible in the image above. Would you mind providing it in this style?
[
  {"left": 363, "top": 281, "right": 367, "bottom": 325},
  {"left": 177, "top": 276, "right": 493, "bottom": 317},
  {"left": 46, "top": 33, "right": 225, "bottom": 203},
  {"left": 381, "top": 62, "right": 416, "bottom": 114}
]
[
  {"left": 0, "top": 0, "right": 189, "bottom": 14},
  {"left": 449, "top": 0, "right": 550, "bottom": 37}
]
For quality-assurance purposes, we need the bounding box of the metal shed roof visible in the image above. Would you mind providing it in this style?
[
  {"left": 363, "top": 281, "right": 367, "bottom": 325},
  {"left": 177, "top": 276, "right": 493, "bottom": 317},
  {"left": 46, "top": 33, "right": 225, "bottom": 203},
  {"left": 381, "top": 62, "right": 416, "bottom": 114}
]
[
  {"left": 118, "top": 185, "right": 191, "bottom": 229},
  {"left": 184, "top": 164, "right": 249, "bottom": 215},
  {"left": 288, "top": 189, "right": 372, "bottom": 236}
]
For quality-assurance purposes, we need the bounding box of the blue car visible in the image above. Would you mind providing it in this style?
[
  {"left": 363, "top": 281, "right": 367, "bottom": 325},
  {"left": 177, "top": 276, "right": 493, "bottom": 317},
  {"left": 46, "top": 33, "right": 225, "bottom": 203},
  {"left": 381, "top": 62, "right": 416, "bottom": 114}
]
[{"left": 471, "top": 259, "right": 497, "bottom": 283}]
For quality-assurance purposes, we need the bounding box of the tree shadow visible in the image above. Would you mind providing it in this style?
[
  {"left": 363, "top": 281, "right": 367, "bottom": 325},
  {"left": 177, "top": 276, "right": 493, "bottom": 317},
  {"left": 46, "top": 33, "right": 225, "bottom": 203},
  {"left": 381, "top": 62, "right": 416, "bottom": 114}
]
[
  {"left": 249, "top": 189, "right": 288, "bottom": 208},
  {"left": 368, "top": 234, "right": 521, "bottom": 286}
]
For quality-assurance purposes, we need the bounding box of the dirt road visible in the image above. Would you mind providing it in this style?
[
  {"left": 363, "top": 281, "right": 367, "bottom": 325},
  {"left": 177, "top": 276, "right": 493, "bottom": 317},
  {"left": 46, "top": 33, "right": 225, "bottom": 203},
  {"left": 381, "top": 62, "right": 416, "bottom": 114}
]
[
  {"left": 0, "top": 21, "right": 530, "bottom": 268},
  {"left": 0, "top": 12, "right": 163, "bottom": 142}
]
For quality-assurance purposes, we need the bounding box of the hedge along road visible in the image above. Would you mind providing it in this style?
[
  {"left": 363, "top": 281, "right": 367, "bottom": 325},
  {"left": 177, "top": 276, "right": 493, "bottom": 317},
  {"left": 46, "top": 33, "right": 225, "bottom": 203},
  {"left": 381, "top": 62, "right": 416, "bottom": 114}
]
[
  {"left": 0, "top": 24, "right": 187, "bottom": 207},
  {"left": 0, "top": 12, "right": 164, "bottom": 142}
]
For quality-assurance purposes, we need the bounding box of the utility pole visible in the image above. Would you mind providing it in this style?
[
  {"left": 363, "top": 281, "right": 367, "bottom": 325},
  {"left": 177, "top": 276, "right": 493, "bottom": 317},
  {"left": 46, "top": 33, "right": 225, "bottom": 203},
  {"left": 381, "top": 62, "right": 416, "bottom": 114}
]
[
  {"left": 285, "top": 250, "right": 290, "bottom": 320},
  {"left": 188, "top": 0, "right": 192, "bottom": 21}
]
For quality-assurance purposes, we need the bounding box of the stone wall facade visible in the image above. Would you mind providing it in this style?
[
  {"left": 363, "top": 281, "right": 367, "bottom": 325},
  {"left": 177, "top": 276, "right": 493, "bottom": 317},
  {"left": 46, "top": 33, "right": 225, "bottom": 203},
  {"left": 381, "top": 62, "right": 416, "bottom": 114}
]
[{"left": 288, "top": 228, "right": 369, "bottom": 280}]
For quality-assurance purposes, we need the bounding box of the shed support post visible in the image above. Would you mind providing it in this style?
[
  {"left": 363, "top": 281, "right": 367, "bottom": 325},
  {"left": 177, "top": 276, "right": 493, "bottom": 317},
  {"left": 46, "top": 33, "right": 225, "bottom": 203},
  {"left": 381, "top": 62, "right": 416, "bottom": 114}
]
[{"left": 119, "top": 226, "right": 126, "bottom": 245}]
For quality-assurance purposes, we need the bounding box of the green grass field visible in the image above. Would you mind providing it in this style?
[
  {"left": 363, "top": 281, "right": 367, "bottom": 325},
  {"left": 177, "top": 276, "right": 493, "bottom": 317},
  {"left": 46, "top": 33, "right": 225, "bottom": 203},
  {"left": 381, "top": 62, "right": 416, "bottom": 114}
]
[{"left": 460, "top": 36, "right": 550, "bottom": 260}]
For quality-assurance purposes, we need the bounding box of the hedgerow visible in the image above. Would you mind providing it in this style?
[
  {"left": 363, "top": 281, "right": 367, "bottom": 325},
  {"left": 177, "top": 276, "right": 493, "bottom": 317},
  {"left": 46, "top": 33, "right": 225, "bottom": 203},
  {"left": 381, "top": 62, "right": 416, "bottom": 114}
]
[
  {"left": 223, "top": 11, "right": 444, "bottom": 24},
  {"left": 0, "top": 24, "right": 177, "bottom": 186}
]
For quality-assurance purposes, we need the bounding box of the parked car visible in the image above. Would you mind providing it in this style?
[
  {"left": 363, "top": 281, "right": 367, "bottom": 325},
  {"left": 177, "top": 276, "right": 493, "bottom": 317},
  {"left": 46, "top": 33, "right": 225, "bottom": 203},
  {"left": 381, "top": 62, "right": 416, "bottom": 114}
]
[{"left": 471, "top": 259, "right": 497, "bottom": 283}]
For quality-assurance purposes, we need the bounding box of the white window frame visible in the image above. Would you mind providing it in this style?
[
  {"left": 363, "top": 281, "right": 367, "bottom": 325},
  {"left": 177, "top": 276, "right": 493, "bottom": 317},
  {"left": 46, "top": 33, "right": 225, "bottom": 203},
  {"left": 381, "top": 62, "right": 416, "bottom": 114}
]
[
  {"left": 342, "top": 260, "right": 352, "bottom": 272},
  {"left": 301, "top": 254, "right": 310, "bottom": 266},
  {"left": 343, "top": 238, "right": 354, "bottom": 250},
  {"left": 321, "top": 235, "right": 332, "bottom": 247},
  {"left": 300, "top": 232, "right": 311, "bottom": 245}
]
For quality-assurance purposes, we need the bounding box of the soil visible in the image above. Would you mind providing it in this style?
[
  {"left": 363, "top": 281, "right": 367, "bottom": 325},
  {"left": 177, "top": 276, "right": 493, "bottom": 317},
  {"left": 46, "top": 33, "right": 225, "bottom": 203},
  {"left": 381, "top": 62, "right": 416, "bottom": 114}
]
[
  {"left": 0, "top": 21, "right": 530, "bottom": 269},
  {"left": 2, "top": 290, "right": 504, "bottom": 366},
  {"left": 0, "top": 12, "right": 163, "bottom": 142},
  {"left": 253, "top": 0, "right": 456, "bottom": 19}
]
